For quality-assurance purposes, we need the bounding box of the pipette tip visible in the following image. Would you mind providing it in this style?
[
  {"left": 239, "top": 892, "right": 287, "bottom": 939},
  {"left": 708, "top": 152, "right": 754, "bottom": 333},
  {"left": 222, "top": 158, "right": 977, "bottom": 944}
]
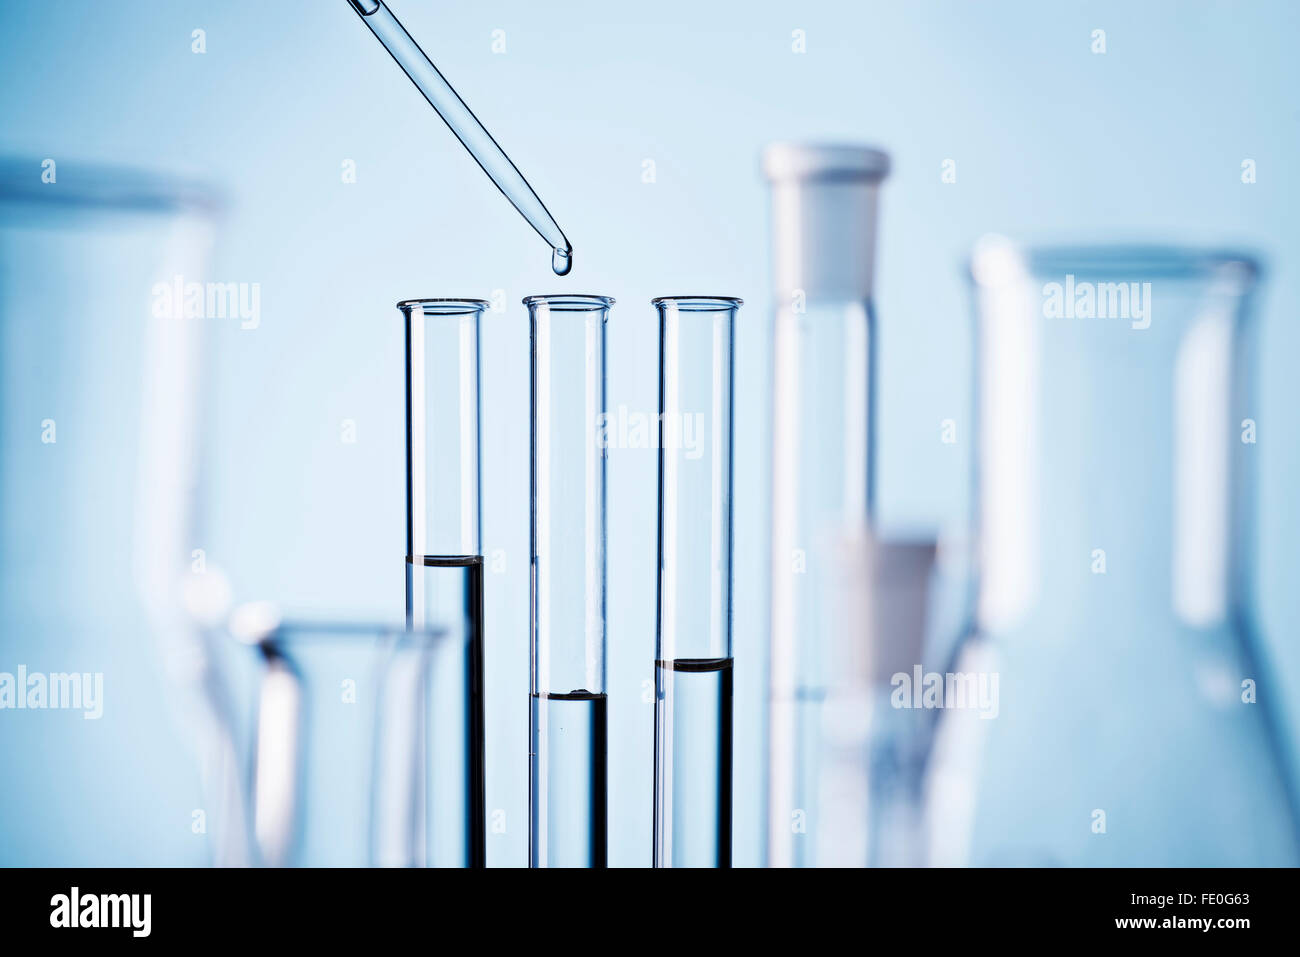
[{"left": 552, "top": 245, "right": 573, "bottom": 277}]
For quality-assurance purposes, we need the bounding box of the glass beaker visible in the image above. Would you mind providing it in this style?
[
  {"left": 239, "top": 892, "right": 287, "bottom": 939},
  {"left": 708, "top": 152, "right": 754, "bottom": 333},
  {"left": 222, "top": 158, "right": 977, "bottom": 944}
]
[
  {"left": 934, "top": 240, "right": 1300, "bottom": 866},
  {"left": 399, "top": 297, "right": 488, "bottom": 868},
  {"left": 761, "top": 143, "right": 890, "bottom": 866},
  {"left": 652, "top": 296, "right": 741, "bottom": 868},
  {"left": 527, "top": 293, "right": 612, "bottom": 868},
  {"left": 0, "top": 159, "right": 245, "bottom": 865},
  {"left": 234, "top": 607, "right": 445, "bottom": 867}
]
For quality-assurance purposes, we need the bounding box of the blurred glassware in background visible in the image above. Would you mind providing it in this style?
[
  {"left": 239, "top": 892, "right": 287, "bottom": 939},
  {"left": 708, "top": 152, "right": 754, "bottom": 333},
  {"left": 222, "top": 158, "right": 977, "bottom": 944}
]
[
  {"left": 0, "top": 159, "right": 250, "bottom": 865},
  {"left": 818, "top": 533, "right": 936, "bottom": 867},
  {"left": 764, "top": 142, "right": 925, "bottom": 867},
  {"left": 927, "top": 239, "right": 1300, "bottom": 866},
  {"left": 231, "top": 604, "right": 444, "bottom": 867}
]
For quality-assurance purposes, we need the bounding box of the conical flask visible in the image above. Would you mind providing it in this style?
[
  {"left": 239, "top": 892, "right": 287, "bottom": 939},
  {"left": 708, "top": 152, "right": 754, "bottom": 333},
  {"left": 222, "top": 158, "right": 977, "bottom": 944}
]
[{"left": 929, "top": 240, "right": 1300, "bottom": 866}]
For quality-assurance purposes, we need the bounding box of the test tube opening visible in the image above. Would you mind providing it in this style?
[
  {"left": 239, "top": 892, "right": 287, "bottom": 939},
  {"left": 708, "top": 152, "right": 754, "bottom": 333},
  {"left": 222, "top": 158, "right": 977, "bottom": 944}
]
[
  {"left": 522, "top": 293, "right": 613, "bottom": 311},
  {"left": 651, "top": 295, "right": 744, "bottom": 311}
]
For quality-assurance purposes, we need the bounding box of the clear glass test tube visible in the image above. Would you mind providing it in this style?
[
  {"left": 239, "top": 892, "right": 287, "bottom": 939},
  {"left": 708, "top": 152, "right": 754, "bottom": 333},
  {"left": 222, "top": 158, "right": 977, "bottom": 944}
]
[
  {"left": 399, "top": 298, "right": 488, "bottom": 868},
  {"left": 762, "top": 143, "right": 890, "bottom": 867},
  {"left": 527, "top": 294, "right": 612, "bottom": 868},
  {"left": 652, "top": 296, "right": 741, "bottom": 868}
]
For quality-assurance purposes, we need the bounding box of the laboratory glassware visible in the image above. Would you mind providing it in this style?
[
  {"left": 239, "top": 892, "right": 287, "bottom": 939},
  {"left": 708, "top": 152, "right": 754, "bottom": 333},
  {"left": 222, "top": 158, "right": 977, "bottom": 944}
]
[
  {"left": 815, "top": 532, "right": 935, "bottom": 867},
  {"left": 930, "top": 239, "right": 1300, "bottom": 866},
  {"left": 400, "top": 297, "right": 487, "bottom": 868},
  {"left": 762, "top": 143, "right": 890, "bottom": 867},
  {"left": 347, "top": 0, "right": 573, "bottom": 276},
  {"left": 652, "top": 296, "right": 741, "bottom": 868},
  {"left": 0, "top": 159, "right": 248, "bottom": 865},
  {"left": 527, "top": 294, "right": 612, "bottom": 868},
  {"left": 233, "top": 606, "right": 445, "bottom": 867}
]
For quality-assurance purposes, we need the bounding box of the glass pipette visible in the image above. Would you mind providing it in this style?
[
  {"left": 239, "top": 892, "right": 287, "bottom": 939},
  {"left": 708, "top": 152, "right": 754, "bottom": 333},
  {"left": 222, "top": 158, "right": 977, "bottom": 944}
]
[{"left": 346, "top": 0, "right": 573, "bottom": 276}]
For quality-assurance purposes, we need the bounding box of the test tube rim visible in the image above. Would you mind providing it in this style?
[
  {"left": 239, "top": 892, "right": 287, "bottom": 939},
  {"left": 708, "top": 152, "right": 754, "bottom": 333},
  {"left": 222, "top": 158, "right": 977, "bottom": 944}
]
[
  {"left": 651, "top": 296, "right": 744, "bottom": 312},
  {"left": 395, "top": 298, "right": 490, "bottom": 316},
  {"left": 522, "top": 294, "right": 614, "bottom": 311}
]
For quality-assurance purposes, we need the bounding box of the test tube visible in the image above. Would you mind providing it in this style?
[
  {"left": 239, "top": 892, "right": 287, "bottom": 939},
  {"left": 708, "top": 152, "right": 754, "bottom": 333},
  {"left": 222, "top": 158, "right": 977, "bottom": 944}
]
[
  {"left": 527, "top": 294, "right": 612, "bottom": 868},
  {"left": 762, "top": 143, "right": 890, "bottom": 867},
  {"left": 400, "top": 298, "right": 487, "bottom": 868},
  {"left": 652, "top": 296, "right": 740, "bottom": 868}
]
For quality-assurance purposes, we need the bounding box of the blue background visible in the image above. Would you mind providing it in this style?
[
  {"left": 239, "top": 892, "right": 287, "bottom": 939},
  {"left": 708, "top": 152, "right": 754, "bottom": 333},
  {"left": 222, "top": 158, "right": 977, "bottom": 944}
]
[{"left": 2, "top": 0, "right": 1298, "bottom": 866}]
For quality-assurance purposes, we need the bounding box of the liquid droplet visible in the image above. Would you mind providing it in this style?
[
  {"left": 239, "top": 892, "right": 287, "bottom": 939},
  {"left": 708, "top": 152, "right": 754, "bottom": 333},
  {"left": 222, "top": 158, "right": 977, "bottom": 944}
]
[{"left": 552, "top": 245, "right": 573, "bottom": 277}]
